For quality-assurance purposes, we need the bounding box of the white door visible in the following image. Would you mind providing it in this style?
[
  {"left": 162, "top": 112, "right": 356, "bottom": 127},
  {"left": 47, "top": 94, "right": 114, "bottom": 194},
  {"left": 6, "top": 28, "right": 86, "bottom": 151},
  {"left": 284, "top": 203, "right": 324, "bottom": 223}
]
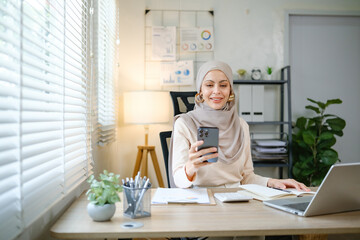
[{"left": 289, "top": 15, "right": 360, "bottom": 163}]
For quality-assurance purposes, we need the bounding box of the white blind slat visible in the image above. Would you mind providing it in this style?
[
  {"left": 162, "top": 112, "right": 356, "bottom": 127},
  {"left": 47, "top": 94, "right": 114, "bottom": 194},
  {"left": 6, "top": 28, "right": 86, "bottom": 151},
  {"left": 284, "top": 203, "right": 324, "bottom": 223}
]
[
  {"left": 22, "top": 130, "right": 62, "bottom": 146},
  {"left": 22, "top": 112, "right": 62, "bottom": 122},
  {"left": 0, "top": 69, "right": 20, "bottom": 85},
  {"left": 0, "top": 149, "right": 19, "bottom": 166},
  {"left": 22, "top": 158, "right": 62, "bottom": 183},
  {"left": 0, "top": 110, "right": 19, "bottom": 124},
  {"left": 22, "top": 139, "right": 63, "bottom": 159},
  {"left": 0, "top": 123, "right": 19, "bottom": 137},
  {"left": 22, "top": 149, "right": 63, "bottom": 171},
  {"left": 22, "top": 122, "right": 63, "bottom": 134}
]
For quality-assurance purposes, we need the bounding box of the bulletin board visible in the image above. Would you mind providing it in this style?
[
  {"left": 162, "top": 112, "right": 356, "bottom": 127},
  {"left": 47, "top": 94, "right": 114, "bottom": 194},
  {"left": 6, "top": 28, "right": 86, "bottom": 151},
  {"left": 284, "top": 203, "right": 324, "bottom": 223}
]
[{"left": 144, "top": 9, "right": 214, "bottom": 90}]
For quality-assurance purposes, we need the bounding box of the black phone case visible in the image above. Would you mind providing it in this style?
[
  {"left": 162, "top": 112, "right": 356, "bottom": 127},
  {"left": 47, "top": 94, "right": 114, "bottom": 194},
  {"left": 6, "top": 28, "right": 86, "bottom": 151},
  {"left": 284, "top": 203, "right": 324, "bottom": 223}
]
[{"left": 197, "top": 127, "right": 219, "bottom": 162}]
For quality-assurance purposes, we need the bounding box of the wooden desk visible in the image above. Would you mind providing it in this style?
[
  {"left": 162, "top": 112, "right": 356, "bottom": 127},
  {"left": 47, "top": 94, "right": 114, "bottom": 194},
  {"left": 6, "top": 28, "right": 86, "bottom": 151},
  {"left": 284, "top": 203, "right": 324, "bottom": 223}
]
[{"left": 51, "top": 189, "right": 360, "bottom": 239}]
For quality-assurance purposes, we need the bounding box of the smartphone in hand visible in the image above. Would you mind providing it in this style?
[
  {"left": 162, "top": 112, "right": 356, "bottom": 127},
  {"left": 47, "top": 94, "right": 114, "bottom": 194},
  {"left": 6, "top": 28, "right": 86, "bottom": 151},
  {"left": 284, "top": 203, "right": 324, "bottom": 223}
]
[{"left": 197, "top": 127, "right": 219, "bottom": 162}]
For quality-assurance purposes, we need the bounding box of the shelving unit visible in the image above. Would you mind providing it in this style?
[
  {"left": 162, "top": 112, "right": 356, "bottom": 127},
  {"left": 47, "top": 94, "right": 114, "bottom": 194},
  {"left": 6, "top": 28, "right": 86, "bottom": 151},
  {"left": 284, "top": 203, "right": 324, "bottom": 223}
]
[{"left": 234, "top": 66, "right": 292, "bottom": 178}]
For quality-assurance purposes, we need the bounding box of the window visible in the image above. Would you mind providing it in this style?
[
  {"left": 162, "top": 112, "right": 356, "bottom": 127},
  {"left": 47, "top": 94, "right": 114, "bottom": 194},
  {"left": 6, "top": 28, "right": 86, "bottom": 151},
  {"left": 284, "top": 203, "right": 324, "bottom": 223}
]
[
  {"left": 93, "top": 0, "right": 117, "bottom": 146},
  {"left": 0, "top": 0, "right": 92, "bottom": 239}
]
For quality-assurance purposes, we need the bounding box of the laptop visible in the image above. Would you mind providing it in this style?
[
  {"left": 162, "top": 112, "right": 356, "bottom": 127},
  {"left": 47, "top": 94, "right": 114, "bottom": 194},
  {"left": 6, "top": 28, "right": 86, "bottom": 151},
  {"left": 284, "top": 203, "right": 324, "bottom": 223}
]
[{"left": 263, "top": 162, "right": 360, "bottom": 217}]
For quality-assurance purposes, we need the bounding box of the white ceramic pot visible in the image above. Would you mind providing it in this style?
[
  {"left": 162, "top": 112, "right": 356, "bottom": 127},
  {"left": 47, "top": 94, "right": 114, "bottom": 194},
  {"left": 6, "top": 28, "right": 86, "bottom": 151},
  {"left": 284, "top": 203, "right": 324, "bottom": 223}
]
[{"left": 87, "top": 202, "right": 116, "bottom": 221}]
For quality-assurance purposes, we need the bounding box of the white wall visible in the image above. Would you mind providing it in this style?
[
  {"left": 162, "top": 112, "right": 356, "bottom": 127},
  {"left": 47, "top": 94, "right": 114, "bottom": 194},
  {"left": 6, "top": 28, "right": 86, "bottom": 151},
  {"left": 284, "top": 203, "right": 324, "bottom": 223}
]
[{"left": 114, "top": 0, "right": 360, "bottom": 186}]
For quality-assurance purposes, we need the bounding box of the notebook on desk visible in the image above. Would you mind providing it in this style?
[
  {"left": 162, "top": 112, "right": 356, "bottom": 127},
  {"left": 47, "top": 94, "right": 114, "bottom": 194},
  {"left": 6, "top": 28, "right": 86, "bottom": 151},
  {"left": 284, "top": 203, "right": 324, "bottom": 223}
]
[{"left": 263, "top": 162, "right": 360, "bottom": 217}]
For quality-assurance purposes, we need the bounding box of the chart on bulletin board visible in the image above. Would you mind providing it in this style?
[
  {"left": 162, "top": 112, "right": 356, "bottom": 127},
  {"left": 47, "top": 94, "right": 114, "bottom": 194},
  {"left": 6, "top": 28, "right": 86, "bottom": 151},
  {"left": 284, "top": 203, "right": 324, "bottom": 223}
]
[{"left": 144, "top": 10, "right": 214, "bottom": 88}]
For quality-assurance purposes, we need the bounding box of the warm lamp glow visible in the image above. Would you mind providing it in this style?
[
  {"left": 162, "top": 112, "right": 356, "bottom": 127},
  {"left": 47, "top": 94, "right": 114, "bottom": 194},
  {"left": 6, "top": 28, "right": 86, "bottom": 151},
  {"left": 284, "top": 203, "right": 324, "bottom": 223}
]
[
  {"left": 124, "top": 91, "right": 170, "bottom": 124},
  {"left": 123, "top": 91, "right": 169, "bottom": 187}
]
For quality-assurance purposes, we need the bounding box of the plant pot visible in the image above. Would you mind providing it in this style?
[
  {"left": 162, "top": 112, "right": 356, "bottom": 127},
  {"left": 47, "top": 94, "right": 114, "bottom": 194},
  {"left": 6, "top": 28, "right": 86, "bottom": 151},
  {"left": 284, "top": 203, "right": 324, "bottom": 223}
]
[
  {"left": 238, "top": 74, "right": 246, "bottom": 80},
  {"left": 266, "top": 74, "right": 272, "bottom": 80},
  {"left": 87, "top": 202, "right": 116, "bottom": 221}
]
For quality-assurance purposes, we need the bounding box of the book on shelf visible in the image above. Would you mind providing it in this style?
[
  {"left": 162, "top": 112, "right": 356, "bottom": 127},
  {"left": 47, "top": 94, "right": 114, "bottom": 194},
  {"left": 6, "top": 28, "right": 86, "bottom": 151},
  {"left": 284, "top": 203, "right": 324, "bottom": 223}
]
[
  {"left": 254, "top": 140, "right": 287, "bottom": 147},
  {"left": 240, "top": 184, "right": 316, "bottom": 201},
  {"left": 254, "top": 146, "right": 287, "bottom": 153},
  {"left": 251, "top": 150, "right": 288, "bottom": 161}
]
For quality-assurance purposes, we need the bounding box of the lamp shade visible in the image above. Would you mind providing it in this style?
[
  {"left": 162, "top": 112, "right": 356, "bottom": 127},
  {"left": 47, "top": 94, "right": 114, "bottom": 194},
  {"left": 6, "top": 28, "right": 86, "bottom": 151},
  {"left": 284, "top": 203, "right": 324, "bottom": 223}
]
[{"left": 124, "top": 91, "right": 170, "bottom": 124}]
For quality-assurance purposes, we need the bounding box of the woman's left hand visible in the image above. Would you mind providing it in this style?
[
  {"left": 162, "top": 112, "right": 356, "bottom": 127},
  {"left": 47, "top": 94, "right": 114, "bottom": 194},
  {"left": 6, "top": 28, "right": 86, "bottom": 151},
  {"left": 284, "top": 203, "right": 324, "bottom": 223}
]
[{"left": 267, "top": 178, "right": 311, "bottom": 192}]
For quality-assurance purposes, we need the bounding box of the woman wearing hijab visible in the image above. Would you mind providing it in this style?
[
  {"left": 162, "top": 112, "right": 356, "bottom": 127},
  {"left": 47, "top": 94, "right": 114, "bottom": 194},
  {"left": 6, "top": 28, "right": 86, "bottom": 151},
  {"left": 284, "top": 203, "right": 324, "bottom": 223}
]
[{"left": 169, "top": 60, "right": 309, "bottom": 191}]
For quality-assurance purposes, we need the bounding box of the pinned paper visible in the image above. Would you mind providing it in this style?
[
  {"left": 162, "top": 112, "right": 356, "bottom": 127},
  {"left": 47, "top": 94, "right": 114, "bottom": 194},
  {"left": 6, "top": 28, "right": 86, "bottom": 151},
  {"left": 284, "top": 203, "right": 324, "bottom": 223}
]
[
  {"left": 152, "top": 26, "right": 176, "bottom": 60},
  {"left": 161, "top": 60, "right": 194, "bottom": 86},
  {"left": 180, "top": 27, "right": 214, "bottom": 52}
]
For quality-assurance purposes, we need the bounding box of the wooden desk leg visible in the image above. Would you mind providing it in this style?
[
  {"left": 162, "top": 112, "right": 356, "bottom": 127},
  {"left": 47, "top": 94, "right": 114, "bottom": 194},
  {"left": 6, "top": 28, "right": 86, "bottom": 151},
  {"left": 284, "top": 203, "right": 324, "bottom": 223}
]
[
  {"left": 298, "top": 234, "right": 328, "bottom": 240},
  {"left": 149, "top": 149, "right": 165, "bottom": 187},
  {"left": 132, "top": 147, "right": 143, "bottom": 177}
]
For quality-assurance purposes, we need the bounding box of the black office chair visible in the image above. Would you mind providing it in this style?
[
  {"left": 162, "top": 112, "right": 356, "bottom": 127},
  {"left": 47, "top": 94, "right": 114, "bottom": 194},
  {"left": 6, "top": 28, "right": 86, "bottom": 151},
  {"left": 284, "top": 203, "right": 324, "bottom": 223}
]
[
  {"left": 159, "top": 131, "right": 172, "bottom": 188},
  {"left": 170, "top": 91, "right": 197, "bottom": 116},
  {"left": 159, "top": 91, "right": 196, "bottom": 188}
]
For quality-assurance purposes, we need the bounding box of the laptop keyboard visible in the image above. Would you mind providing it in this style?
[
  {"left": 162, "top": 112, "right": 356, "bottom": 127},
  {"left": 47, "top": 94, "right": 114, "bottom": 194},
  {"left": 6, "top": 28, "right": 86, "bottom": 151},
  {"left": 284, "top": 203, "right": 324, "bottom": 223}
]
[{"left": 284, "top": 202, "right": 310, "bottom": 211}]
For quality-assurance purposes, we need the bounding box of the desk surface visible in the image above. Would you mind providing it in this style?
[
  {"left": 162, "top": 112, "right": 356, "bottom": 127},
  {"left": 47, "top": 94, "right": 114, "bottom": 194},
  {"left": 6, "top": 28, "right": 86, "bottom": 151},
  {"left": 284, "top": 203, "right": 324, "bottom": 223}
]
[{"left": 50, "top": 188, "right": 360, "bottom": 239}]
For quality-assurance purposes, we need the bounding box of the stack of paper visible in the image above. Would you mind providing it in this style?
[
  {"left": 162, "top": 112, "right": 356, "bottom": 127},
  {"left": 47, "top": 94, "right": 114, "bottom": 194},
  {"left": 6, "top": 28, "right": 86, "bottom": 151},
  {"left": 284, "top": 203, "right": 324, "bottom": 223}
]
[{"left": 252, "top": 140, "right": 288, "bottom": 161}]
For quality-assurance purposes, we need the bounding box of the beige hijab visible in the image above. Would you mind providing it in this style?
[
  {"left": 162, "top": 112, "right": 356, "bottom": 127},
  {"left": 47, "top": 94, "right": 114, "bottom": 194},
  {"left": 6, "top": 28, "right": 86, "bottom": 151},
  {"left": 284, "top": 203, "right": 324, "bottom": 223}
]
[{"left": 168, "top": 60, "right": 244, "bottom": 188}]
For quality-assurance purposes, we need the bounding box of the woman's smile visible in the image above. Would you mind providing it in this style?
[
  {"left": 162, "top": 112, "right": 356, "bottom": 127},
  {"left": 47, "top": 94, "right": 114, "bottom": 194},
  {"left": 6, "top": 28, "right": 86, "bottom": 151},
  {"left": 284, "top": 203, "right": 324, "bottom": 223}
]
[{"left": 210, "top": 96, "right": 224, "bottom": 103}]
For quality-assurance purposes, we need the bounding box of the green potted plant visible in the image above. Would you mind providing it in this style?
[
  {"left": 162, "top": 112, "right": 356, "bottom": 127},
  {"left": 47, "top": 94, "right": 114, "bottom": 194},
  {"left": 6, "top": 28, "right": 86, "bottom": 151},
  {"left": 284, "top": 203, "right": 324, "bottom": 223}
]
[
  {"left": 237, "top": 69, "right": 247, "bottom": 80},
  {"left": 292, "top": 98, "right": 346, "bottom": 186},
  {"left": 86, "top": 170, "right": 122, "bottom": 221},
  {"left": 266, "top": 66, "right": 273, "bottom": 80}
]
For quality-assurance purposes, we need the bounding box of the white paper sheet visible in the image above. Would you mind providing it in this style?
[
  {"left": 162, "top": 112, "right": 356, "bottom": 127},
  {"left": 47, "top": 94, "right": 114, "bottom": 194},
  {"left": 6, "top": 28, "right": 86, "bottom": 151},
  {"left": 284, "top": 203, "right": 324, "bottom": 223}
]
[
  {"left": 160, "top": 60, "right": 194, "bottom": 86},
  {"left": 152, "top": 26, "right": 176, "bottom": 60},
  {"left": 180, "top": 27, "right": 214, "bottom": 52},
  {"left": 151, "top": 188, "right": 210, "bottom": 204}
]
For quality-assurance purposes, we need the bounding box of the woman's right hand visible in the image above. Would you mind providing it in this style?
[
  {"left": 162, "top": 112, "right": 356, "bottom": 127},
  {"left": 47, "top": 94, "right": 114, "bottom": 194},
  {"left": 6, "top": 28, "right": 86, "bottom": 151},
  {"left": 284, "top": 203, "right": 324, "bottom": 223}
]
[{"left": 185, "top": 140, "right": 218, "bottom": 181}]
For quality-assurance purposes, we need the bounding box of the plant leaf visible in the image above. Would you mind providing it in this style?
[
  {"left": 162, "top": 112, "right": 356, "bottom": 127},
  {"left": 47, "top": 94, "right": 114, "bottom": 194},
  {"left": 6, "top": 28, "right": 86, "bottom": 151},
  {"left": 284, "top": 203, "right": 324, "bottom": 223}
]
[
  {"left": 323, "top": 114, "right": 337, "bottom": 118},
  {"left": 311, "top": 177, "right": 323, "bottom": 187},
  {"left": 326, "top": 117, "right": 346, "bottom": 131},
  {"left": 307, "top": 98, "right": 325, "bottom": 109},
  {"left": 317, "top": 137, "right": 336, "bottom": 150},
  {"left": 295, "top": 117, "right": 307, "bottom": 130},
  {"left": 331, "top": 130, "right": 343, "bottom": 137},
  {"left": 319, "top": 131, "right": 333, "bottom": 141},
  {"left": 319, "top": 149, "right": 338, "bottom": 165},
  {"left": 309, "top": 116, "right": 323, "bottom": 127},
  {"left": 305, "top": 105, "right": 320, "bottom": 114},
  {"left": 302, "top": 130, "right": 316, "bottom": 145},
  {"left": 325, "top": 98, "right": 342, "bottom": 107}
]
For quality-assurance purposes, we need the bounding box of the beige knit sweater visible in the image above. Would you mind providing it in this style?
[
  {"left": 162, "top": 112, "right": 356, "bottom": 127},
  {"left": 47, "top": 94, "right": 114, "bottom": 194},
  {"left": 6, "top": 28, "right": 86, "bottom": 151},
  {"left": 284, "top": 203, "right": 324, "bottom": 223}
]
[{"left": 172, "top": 117, "right": 269, "bottom": 188}]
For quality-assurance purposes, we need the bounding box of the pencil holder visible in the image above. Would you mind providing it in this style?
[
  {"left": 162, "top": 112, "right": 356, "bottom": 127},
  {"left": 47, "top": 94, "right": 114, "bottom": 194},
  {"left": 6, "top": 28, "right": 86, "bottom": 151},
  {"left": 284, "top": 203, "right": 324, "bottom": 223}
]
[{"left": 123, "top": 184, "right": 151, "bottom": 218}]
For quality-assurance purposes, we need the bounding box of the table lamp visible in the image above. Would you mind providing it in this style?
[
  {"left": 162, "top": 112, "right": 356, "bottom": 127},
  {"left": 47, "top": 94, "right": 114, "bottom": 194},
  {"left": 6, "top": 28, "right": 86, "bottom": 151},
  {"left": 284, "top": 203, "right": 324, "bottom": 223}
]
[{"left": 124, "top": 91, "right": 169, "bottom": 187}]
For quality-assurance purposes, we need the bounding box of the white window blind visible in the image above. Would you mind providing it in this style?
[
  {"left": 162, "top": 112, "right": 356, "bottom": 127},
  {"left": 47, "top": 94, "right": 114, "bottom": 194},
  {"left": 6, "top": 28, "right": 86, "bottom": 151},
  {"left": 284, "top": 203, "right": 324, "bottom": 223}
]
[
  {"left": 0, "top": 0, "right": 92, "bottom": 239},
  {"left": 93, "top": 0, "right": 116, "bottom": 146}
]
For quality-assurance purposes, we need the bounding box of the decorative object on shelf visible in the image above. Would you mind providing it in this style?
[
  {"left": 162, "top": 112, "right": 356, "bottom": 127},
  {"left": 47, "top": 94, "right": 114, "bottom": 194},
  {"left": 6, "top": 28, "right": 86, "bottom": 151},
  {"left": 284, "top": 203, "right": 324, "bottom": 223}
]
[
  {"left": 236, "top": 69, "right": 247, "bottom": 80},
  {"left": 292, "top": 98, "right": 346, "bottom": 186},
  {"left": 251, "top": 68, "right": 262, "bottom": 80},
  {"left": 86, "top": 170, "right": 122, "bottom": 221},
  {"left": 124, "top": 91, "right": 169, "bottom": 187},
  {"left": 266, "top": 66, "right": 273, "bottom": 80}
]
